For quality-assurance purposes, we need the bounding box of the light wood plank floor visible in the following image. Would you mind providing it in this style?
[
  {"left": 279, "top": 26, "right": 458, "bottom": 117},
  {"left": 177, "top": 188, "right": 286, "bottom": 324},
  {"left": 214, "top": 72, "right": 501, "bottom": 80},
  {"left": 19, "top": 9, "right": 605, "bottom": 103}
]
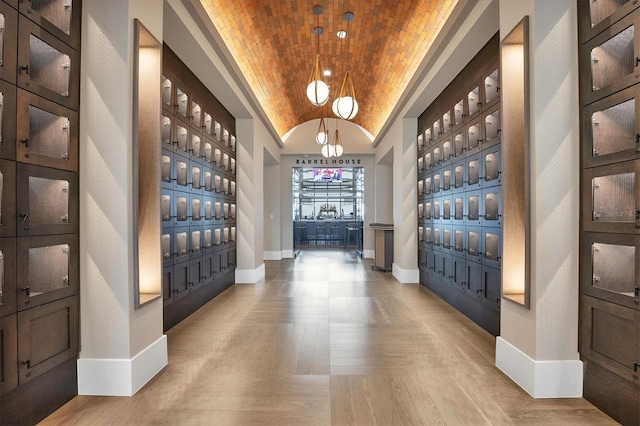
[{"left": 42, "top": 249, "right": 617, "bottom": 425}]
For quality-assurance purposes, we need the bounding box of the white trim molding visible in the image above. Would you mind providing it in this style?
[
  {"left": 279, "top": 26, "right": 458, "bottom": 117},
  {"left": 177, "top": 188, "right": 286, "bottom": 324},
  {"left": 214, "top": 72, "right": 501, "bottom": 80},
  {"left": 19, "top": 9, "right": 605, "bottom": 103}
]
[
  {"left": 77, "top": 335, "right": 167, "bottom": 396},
  {"left": 264, "top": 250, "right": 283, "bottom": 261},
  {"left": 495, "top": 337, "right": 583, "bottom": 398},
  {"left": 392, "top": 263, "right": 419, "bottom": 283},
  {"left": 235, "top": 263, "right": 266, "bottom": 284},
  {"left": 282, "top": 249, "right": 294, "bottom": 259}
]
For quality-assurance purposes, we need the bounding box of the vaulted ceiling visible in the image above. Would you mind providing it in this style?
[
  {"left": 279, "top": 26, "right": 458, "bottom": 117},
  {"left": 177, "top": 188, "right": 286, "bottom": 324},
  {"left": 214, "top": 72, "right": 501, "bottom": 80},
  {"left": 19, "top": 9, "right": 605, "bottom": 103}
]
[{"left": 198, "top": 0, "right": 457, "bottom": 140}]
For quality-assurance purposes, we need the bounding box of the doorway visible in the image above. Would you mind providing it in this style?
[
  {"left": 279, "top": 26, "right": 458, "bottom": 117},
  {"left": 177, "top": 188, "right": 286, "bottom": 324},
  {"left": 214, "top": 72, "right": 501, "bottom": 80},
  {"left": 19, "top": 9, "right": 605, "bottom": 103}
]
[{"left": 292, "top": 167, "right": 363, "bottom": 256}]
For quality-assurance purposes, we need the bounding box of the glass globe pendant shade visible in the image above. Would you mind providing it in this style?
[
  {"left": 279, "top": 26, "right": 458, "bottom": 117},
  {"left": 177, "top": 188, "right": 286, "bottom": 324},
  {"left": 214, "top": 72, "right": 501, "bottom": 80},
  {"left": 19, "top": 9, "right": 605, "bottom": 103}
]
[
  {"left": 333, "top": 70, "right": 358, "bottom": 120},
  {"left": 306, "top": 54, "right": 329, "bottom": 106},
  {"left": 334, "top": 143, "right": 344, "bottom": 157},
  {"left": 332, "top": 128, "right": 344, "bottom": 157},
  {"left": 321, "top": 143, "right": 335, "bottom": 158},
  {"left": 307, "top": 80, "right": 329, "bottom": 106},
  {"left": 332, "top": 97, "right": 341, "bottom": 117},
  {"left": 335, "top": 96, "right": 358, "bottom": 120},
  {"left": 316, "top": 131, "right": 328, "bottom": 144}
]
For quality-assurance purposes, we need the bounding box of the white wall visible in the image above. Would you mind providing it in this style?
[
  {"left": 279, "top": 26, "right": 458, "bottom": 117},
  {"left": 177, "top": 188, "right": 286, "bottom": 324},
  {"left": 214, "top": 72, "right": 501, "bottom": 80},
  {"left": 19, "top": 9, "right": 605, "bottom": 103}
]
[
  {"left": 499, "top": 0, "right": 536, "bottom": 357},
  {"left": 283, "top": 119, "right": 375, "bottom": 154},
  {"left": 374, "top": 148, "right": 393, "bottom": 224},
  {"left": 78, "top": 0, "right": 167, "bottom": 396},
  {"left": 396, "top": 118, "right": 419, "bottom": 280},
  {"left": 532, "top": 0, "right": 580, "bottom": 363},
  {"left": 236, "top": 118, "right": 260, "bottom": 274},
  {"left": 373, "top": 117, "right": 419, "bottom": 282},
  {"left": 80, "top": 0, "right": 132, "bottom": 362},
  {"left": 236, "top": 117, "right": 281, "bottom": 280},
  {"left": 495, "top": 0, "right": 582, "bottom": 398},
  {"left": 263, "top": 159, "right": 282, "bottom": 259}
]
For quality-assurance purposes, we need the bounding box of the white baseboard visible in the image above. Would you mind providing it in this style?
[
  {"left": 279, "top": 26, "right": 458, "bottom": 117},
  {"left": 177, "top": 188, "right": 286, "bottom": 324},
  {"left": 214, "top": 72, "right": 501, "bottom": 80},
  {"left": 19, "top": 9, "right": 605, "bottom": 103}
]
[
  {"left": 363, "top": 249, "right": 375, "bottom": 259},
  {"left": 235, "top": 263, "right": 265, "bottom": 284},
  {"left": 264, "top": 251, "right": 283, "bottom": 260},
  {"left": 282, "top": 249, "right": 294, "bottom": 258},
  {"left": 495, "top": 337, "right": 583, "bottom": 398},
  {"left": 265, "top": 250, "right": 298, "bottom": 260},
  {"left": 77, "top": 335, "right": 167, "bottom": 396},
  {"left": 392, "top": 263, "right": 419, "bottom": 283}
]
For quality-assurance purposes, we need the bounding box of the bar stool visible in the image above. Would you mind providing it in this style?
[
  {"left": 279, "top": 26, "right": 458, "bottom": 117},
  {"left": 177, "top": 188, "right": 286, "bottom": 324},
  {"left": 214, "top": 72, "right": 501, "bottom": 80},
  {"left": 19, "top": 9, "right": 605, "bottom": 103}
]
[
  {"left": 306, "top": 222, "right": 317, "bottom": 246},
  {"left": 330, "top": 223, "right": 341, "bottom": 245},
  {"left": 316, "top": 222, "right": 326, "bottom": 245},
  {"left": 294, "top": 222, "right": 304, "bottom": 246}
]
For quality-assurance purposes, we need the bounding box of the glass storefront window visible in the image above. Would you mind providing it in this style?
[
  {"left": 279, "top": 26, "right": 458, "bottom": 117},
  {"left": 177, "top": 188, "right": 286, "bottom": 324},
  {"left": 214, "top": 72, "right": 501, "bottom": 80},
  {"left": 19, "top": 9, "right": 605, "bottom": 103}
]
[{"left": 292, "top": 167, "right": 364, "bottom": 255}]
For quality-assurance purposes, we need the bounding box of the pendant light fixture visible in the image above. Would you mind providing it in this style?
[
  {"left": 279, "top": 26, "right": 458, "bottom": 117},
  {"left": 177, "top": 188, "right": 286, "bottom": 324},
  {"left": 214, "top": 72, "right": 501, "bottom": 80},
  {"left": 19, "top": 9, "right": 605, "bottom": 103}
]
[
  {"left": 316, "top": 116, "right": 328, "bottom": 144},
  {"left": 332, "top": 123, "right": 344, "bottom": 157},
  {"left": 321, "top": 119, "right": 344, "bottom": 158},
  {"left": 321, "top": 118, "right": 334, "bottom": 157},
  {"left": 333, "top": 11, "right": 358, "bottom": 120},
  {"left": 332, "top": 71, "right": 358, "bottom": 120},
  {"left": 321, "top": 140, "right": 335, "bottom": 158},
  {"left": 306, "top": 6, "right": 329, "bottom": 107},
  {"left": 316, "top": 84, "right": 329, "bottom": 145}
]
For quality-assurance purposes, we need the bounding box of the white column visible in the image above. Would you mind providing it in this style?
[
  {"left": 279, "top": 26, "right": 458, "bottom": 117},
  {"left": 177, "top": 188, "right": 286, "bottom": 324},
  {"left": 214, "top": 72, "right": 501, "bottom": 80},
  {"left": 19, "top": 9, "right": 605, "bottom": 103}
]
[
  {"left": 77, "top": 0, "right": 167, "bottom": 396},
  {"left": 236, "top": 118, "right": 266, "bottom": 283},
  {"left": 391, "top": 118, "right": 419, "bottom": 283},
  {"left": 264, "top": 161, "right": 283, "bottom": 260},
  {"left": 374, "top": 155, "right": 393, "bottom": 224},
  {"left": 496, "top": 0, "right": 582, "bottom": 398}
]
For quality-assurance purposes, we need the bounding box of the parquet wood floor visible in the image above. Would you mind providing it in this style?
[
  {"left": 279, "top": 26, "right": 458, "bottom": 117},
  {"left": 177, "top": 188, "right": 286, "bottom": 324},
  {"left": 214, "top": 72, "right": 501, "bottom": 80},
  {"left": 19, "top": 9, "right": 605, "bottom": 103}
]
[{"left": 41, "top": 249, "right": 617, "bottom": 425}]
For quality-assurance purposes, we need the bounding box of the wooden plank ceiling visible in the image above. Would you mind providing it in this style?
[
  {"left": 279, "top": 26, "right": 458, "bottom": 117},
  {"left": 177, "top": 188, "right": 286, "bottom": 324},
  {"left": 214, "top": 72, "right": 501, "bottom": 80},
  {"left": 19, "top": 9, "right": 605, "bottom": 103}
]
[{"left": 199, "top": 0, "right": 456, "bottom": 139}]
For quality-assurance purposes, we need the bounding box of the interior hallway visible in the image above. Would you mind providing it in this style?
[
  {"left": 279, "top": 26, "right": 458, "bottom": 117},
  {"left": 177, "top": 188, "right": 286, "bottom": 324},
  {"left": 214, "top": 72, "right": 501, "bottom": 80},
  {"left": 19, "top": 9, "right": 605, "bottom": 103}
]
[{"left": 42, "top": 250, "right": 615, "bottom": 425}]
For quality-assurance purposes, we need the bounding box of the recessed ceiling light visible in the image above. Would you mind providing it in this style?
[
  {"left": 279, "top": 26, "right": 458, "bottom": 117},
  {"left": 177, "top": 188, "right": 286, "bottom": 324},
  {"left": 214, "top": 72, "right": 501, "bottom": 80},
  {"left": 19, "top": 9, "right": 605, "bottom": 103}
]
[
  {"left": 337, "top": 30, "right": 347, "bottom": 39},
  {"left": 323, "top": 70, "right": 331, "bottom": 76}
]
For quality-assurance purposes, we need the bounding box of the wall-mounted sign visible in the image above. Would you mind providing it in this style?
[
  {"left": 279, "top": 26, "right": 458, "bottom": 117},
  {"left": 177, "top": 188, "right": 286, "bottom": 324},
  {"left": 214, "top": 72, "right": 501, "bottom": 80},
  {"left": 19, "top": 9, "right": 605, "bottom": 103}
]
[{"left": 295, "top": 158, "right": 362, "bottom": 165}]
